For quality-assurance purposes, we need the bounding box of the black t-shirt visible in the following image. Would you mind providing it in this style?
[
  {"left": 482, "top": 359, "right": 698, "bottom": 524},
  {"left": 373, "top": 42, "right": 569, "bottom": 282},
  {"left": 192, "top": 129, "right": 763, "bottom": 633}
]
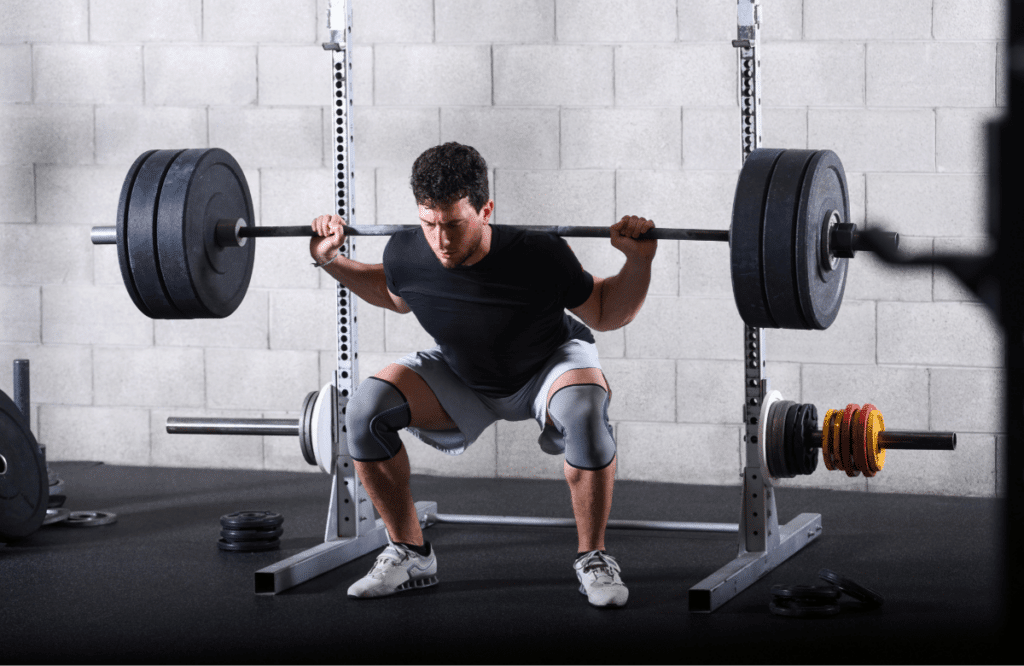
[{"left": 383, "top": 225, "right": 596, "bottom": 397}]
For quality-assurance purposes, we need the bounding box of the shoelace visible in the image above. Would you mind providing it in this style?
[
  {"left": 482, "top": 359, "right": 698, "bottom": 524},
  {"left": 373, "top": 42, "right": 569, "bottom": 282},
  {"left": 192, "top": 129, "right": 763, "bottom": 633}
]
[
  {"left": 368, "top": 546, "right": 409, "bottom": 577},
  {"left": 580, "top": 552, "right": 620, "bottom": 578}
]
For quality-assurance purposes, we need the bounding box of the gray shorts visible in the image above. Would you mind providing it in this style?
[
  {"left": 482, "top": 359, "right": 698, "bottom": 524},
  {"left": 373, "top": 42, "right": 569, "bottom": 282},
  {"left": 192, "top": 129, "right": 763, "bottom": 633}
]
[{"left": 394, "top": 338, "right": 605, "bottom": 456}]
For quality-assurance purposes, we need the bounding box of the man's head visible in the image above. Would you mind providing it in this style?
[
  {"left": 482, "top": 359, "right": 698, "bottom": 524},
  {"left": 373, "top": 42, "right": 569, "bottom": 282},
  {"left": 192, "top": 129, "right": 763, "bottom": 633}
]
[{"left": 410, "top": 143, "right": 494, "bottom": 269}]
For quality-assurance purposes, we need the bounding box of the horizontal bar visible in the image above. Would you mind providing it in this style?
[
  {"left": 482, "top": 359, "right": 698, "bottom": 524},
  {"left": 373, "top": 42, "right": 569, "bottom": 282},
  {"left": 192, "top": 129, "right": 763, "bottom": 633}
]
[
  {"left": 166, "top": 417, "right": 299, "bottom": 437},
  {"left": 426, "top": 513, "right": 738, "bottom": 534},
  {"left": 809, "top": 429, "right": 956, "bottom": 451},
  {"left": 240, "top": 224, "right": 729, "bottom": 243}
]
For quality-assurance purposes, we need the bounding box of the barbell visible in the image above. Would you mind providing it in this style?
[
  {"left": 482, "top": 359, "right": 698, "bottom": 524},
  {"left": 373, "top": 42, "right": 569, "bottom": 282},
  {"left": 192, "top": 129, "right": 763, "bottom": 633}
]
[{"left": 90, "top": 147, "right": 899, "bottom": 329}]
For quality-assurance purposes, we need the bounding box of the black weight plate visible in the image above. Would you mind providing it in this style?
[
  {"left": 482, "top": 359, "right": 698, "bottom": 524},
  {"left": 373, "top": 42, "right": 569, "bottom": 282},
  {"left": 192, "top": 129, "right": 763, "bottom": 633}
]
[
  {"left": 769, "top": 599, "right": 841, "bottom": 618},
  {"left": 157, "top": 148, "right": 255, "bottom": 319},
  {"left": 220, "top": 510, "right": 284, "bottom": 530},
  {"left": 217, "top": 537, "right": 281, "bottom": 552},
  {"left": 221, "top": 527, "right": 284, "bottom": 542},
  {"left": 63, "top": 510, "right": 118, "bottom": 527},
  {"left": 731, "top": 147, "right": 786, "bottom": 329},
  {"left": 795, "top": 150, "right": 850, "bottom": 330},
  {"left": 769, "top": 400, "right": 793, "bottom": 479},
  {"left": 0, "top": 390, "right": 47, "bottom": 541},
  {"left": 116, "top": 149, "right": 158, "bottom": 318},
  {"left": 802, "top": 403, "right": 819, "bottom": 476},
  {"left": 771, "top": 584, "right": 841, "bottom": 602},
  {"left": 299, "top": 390, "right": 318, "bottom": 466},
  {"left": 126, "top": 149, "right": 187, "bottom": 318},
  {"left": 818, "top": 569, "right": 884, "bottom": 608},
  {"left": 42, "top": 508, "right": 71, "bottom": 526},
  {"left": 763, "top": 149, "right": 817, "bottom": 330},
  {"left": 782, "top": 402, "right": 801, "bottom": 479}
]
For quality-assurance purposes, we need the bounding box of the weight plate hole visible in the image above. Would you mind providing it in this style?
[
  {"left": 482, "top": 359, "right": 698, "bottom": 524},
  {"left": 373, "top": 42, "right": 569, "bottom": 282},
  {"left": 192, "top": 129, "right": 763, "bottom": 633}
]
[{"left": 0, "top": 453, "right": 7, "bottom": 476}]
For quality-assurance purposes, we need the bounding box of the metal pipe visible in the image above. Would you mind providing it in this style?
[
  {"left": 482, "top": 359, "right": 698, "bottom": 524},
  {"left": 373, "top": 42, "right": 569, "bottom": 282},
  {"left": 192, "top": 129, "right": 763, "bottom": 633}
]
[
  {"left": 90, "top": 226, "right": 117, "bottom": 245},
  {"left": 12, "top": 359, "right": 29, "bottom": 421},
  {"left": 426, "top": 513, "right": 738, "bottom": 534},
  {"left": 810, "top": 429, "right": 957, "bottom": 451},
  {"left": 166, "top": 417, "right": 299, "bottom": 437}
]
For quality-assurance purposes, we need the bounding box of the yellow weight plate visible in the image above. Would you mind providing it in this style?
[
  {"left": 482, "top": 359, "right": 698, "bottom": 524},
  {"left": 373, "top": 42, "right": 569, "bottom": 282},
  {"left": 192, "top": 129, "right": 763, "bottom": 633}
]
[
  {"left": 829, "top": 408, "right": 843, "bottom": 472},
  {"left": 854, "top": 403, "right": 876, "bottom": 476},
  {"left": 866, "top": 408, "right": 886, "bottom": 473},
  {"left": 822, "top": 409, "right": 839, "bottom": 471}
]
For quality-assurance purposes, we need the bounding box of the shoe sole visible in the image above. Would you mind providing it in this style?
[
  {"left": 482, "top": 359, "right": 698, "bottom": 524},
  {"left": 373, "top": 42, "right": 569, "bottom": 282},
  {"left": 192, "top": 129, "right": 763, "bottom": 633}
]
[
  {"left": 348, "top": 574, "right": 439, "bottom": 599},
  {"left": 578, "top": 583, "right": 628, "bottom": 608}
]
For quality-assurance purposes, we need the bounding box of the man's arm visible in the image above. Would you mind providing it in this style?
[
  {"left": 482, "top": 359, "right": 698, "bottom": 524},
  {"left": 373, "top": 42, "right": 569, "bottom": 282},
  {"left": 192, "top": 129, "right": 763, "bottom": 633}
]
[
  {"left": 310, "top": 214, "right": 410, "bottom": 314},
  {"left": 570, "top": 216, "right": 657, "bottom": 332}
]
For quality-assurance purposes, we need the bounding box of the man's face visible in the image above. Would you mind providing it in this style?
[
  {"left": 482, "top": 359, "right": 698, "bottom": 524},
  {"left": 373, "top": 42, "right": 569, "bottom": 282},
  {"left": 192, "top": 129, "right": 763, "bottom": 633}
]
[{"left": 418, "top": 197, "right": 494, "bottom": 269}]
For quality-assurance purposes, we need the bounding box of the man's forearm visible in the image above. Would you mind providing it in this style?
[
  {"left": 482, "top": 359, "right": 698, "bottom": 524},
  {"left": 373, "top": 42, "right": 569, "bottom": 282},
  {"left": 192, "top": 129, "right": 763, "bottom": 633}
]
[
  {"left": 320, "top": 255, "right": 403, "bottom": 312},
  {"left": 595, "top": 257, "right": 653, "bottom": 331}
]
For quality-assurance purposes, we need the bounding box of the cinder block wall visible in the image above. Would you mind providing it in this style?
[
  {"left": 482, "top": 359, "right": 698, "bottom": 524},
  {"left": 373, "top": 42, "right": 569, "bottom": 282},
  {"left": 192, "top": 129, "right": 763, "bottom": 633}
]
[{"left": 0, "top": 0, "right": 1006, "bottom": 498}]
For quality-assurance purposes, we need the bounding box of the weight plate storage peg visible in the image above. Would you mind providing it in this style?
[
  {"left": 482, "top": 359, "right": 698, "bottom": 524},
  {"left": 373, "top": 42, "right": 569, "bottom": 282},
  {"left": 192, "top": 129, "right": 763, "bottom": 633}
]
[{"left": 0, "top": 389, "right": 48, "bottom": 541}]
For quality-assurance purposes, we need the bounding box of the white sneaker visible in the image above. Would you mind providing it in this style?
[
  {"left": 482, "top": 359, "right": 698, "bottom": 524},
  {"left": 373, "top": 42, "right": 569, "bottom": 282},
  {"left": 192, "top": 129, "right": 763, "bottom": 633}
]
[
  {"left": 574, "top": 550, "right": 628, "bottom": 608},
  {"left": 347, "top": 542, "right": 438, "bottom": 599}
]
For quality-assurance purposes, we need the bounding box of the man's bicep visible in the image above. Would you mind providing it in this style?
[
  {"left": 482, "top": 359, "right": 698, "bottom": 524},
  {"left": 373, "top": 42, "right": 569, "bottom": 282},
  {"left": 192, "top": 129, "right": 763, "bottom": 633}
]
[
  {"left": 387, "top": 288, "right": 411, "bottom": 314},
  {"left": 570, "top": 277, "right": 603, "bottom": 329}
]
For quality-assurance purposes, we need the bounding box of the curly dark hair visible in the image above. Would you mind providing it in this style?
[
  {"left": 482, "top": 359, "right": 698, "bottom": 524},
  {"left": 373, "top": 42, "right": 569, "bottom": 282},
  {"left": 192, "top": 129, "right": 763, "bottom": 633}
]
[{"left": 410, "top": 142, "right": 490, "bottom": 212}]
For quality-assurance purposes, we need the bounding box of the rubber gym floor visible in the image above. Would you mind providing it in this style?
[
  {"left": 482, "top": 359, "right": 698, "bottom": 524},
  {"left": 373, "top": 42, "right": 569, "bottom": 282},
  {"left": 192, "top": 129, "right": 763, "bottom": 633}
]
[{"left": 0, "top": 461, "right": 1009, "bottom": 664}]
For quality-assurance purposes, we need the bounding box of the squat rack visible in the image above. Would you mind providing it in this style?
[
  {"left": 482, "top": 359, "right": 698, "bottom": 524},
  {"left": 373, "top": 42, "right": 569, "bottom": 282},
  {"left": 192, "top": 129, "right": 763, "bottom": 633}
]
[{"left": 240, "top": 0, "right": 819, "bottom": 611}]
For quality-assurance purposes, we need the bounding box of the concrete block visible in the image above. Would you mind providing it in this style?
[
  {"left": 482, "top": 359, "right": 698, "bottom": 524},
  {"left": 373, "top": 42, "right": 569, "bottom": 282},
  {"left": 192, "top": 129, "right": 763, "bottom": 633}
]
[
  {"left": 877, "top": 301, "right": 1001, "bottom": 368},
  {"left": 204, "top": 0, "right": 316, "bottom": 43},
  {"left": 997, "top": 42, "right": 1008, "bottom": 107},
  {"left": 847, "top": 172, "right": 866, "bottom": 227},
  {"left": 997, "top": 434, "right": 1007, "bottom": 497},
  {"left": 934, "top": 0, "right": 1006, "bottom": 40},
  {"left": 762, "top": 361, "right": 802, "bottom": 401},
  {"left": 678, "top": 237, "right": 730, "bottom": 299},
  {"left": 95, "top": 347, "right": 205, "bottom": 407},
  {"left": 496, "top": 420, "right": 561, "bottom": 480},
  {"left": 153, "top": 407, "right": 266, "bottom": 470},
  {"left": 0, "top": 287, "right": 40, "bottom": 343},
  {"left": 561, "top": 108, "right": 681, "bottom": 170},
  {"left": 38, "top": 405, "right": 150, "bottom": 465},
  {"left": 383, "top": 310, "right": 435, "bottom": 353},
  {"left": 615, "top": 45, "right": 735, "bottom": 107},
  {"left": 0, "top": 0, "right": 88, "bottom": 43},
  {"left": 269, "top": 289, "right": 338, "bottom": 350},
  {"left": 495, "top": 169, "right": 615, "bottom": 228},
  {"left": 436, "top": 0, "right": 554, "bottom": 43},
  {"left": 353, "top": 351, "right": 400, "bottom": 383},
  {"left": 557, "top": 0, "right": 677, "bottom": 42},
  {"left": 934, "top": 237, "right": 994, "bottom": 302},
  {"left": 441, "top": 108, "right": 559, "bottom": 170},
  {"left": 260, "top": 167, "right": 335, "bottom": 229},
  {"left": 146, "top": 46, "right": 257, "bottom": 107},
  {"left": 678, "top": 0, "right": 739, "bottom": 42},
  {"left": 209, "top": 107, "right": 323, "bottom": 168},
  {"left": 592, "top": 327, "right": 625, "bottom": 359},
  {"left": 676, "top": 359, "right": 745, "bottom": 425},
  {"left": 802, "top": 365, "right": 930, "bottom": 431},
  {"left": 866, "top": 173, "right": 987, "bottom": 237},
  {"left": 808, "top": 110, "right": 935, "bottom": 173},
  {"left": 349, "top": 46, "right": 373, "bottom": 106},
  {"left": 351, "top": 233, "right": 387, "bottom": 266},
  {"left": 565, "top": 231, "right": 677, "bottom": 297},
  {"left": 96, "top": 107, "right": 208, "bottom": 166},
  {"left": 249, "top": 235, "right": 320, "bottom": 290},
  {"left": 930, "top": 367, "right": 1004, "bottom": 432},
  {"left": 155, "top": 290, "right": 269, "bottom": 349},
  {"left": 761, "top": 108, "right": 807, "bottom": 150},
  {"left": 765, "top": 300, "right": 876, "bottom": 365},
  {"left": 206, "top": 348, "right": 319, "bottom": 411},
  {"left": 937, "top": 107, "right": 1004, "bottom": 174},
  {"left": 350, "top": 0, "right": 434, "bottom": 44},
  {"left": 804, "top": 0, "right": 933, "bottom": 40},
  {"left": 843, "top": 235, "right": 933, "bottom": 303},
  {"left": 375, "top": 167, "right": 424, "bottom": 229},
  {"left": 354, "top": 296, "right": 385, "bottom": 353},
  {"left": 683, "top": 108, "right": 742, "bottom": 171},
  {"left": 406, "top": 424, "right": 496, "bottom": 478},
  {"left": 0, "top": 46, "right": 31, "bottom": 103},
  {"left": 91, "top": 0, "right": 202, "bottom": 42},
  {"left": 258, "top": 46, "right": 333, "bottom": 107},
  {"left": 2, "top": 225, "right": 92, "bottom": 286},
  {"left": 494, "top": 46, "right": 613, "bottom": 107},
  {"left": 0, "top": 165, "right": 34, "bottom": 222},
  {"left": 616, "top": 423, "right": 742, "bottom": 484},
  {"left": 0, "top": 343, "right": 93, "bottom": 407},
  {"left": 868, "top": 433, "right": 995, "bottom": 497},
  {"left": 600, "top": 358, "right": 676, "bottom": 422},
  {"left": 625, "top": 295, "right": 746, "bottom": 361},
  {"left": 375, "top": 46, "right": 491, "bottom": 106},
  {"left": 351, "top": 107, "right": 439, "bottom": 168},
  {"left": 93, "top": 242, "right": 124, "bottom": 285},
  {"left": 762, "top": 42, "right": 865, "bottom": 108},
  {"left": 35, "top": 166, "right": 125, "bottom": 229},
  {"left": 0, "top": 106, "right": 93, "bottom": 165},
  {"left": 42, "top": 283, "right": 152, "bottom": 346},
  {"left": 759, "top": 0, "right": 803, "bottom": 41},
  {"left": 34, "top": 45, "right": 142, "bottom": 105},
  {"left": 615, "top": 170, "right": 738, "bottom": 231},
  {"left": 867, "top": 42, "right": 996, "bottom": 108}
]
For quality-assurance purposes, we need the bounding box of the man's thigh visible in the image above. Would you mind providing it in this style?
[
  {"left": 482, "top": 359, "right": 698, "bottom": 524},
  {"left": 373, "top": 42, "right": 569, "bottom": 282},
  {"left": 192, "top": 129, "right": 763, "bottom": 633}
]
[{"left": 374, "top": 363, "right": 457, "bottom": 431}]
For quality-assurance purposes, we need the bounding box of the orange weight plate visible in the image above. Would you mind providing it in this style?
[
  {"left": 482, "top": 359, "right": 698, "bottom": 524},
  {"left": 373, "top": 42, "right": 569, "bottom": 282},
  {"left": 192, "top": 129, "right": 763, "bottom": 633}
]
[
  {"left": 866, "top": 408, "right": 886, "bottom": 473},
  {"left": 853, "top": 403, "right": 875, "bottom": 476}
]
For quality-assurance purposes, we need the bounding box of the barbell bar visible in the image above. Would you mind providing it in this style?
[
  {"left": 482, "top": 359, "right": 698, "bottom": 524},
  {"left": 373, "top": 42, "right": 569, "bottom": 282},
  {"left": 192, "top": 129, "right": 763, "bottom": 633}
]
[{"left": 91, "top": 147, "right": 899, "bottom": 328}]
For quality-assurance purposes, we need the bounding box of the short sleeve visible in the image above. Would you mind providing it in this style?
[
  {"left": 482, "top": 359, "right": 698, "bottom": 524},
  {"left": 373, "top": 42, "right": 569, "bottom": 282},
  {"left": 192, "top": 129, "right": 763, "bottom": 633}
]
[
  {"left": 382, "top": 234, "right": 402, "bottom": 296},
  {"left": 552, "top": 236, "right": 595, "bottom": 309}
]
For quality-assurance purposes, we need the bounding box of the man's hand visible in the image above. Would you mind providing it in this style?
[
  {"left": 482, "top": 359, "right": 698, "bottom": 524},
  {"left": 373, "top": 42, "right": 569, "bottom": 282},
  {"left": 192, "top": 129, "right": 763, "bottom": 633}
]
[
  {"left": 610, "top": 215, "right": 657, "bottom": 262},
  {"left": 311, "top": 214, "right": 347, "bottom": 264}
]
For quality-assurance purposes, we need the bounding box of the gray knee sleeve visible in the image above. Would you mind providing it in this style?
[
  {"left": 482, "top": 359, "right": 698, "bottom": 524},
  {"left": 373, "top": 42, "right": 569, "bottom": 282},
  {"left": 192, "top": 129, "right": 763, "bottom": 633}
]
[
  {"left": 345, "top": 377, "right": 411, "bottom": 461},
  {"left": 547, "top": 384, "right": 616, "bottom": 470}
]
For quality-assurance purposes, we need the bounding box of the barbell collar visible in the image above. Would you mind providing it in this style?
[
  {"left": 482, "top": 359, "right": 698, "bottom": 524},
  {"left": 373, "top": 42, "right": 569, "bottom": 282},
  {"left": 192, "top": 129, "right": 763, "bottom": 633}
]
[
  {"left": 166, "top": 417, "right": 299, "bottom": 437},
  {"left": 811, "top": 429, "right": 956, "bottom": 451}
]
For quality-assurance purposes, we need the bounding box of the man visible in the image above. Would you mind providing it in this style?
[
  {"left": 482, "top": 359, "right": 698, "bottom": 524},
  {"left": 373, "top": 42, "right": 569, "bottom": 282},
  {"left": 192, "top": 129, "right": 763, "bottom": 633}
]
[{"left": 310, "top": 142, "right": 656, "bottom": 608}]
